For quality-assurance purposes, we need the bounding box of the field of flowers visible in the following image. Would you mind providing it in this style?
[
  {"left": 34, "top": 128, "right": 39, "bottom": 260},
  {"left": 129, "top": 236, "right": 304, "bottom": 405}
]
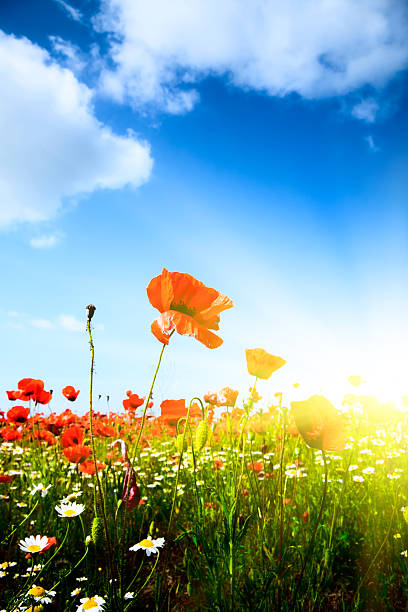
[{"left": 1, "top": 269, "right": 408, "bottom": 611}]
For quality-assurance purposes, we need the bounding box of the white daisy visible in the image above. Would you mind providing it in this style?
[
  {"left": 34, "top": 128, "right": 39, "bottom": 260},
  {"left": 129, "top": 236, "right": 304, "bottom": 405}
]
[
  {"left": 76, "top": 595, "right": 106, "bottom": 611},
  {"left": 30, "top": 483, "right": 51, "bottom": 497},
  {"left": 55, "top": 501, "right": 85, "bottom": 518},
  {"left": 19, "top": 535, "right": 49, "bottom": 554},
  {"left": 71, "top": 587, "right": 82, "bottom": 596},
  {"left": 124, "top": 592, "right": 134, "bottom": 599},
  {"left": 129, "top": 537, "right": 165, "bottom": 556},
  {"left": 27, "top": 585, "right": 56, "bottom": 603}
]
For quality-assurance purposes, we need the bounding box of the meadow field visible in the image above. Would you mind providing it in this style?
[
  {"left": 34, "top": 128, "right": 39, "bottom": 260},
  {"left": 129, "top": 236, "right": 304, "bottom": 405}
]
[{"left": 1, "top": 270, "right": 408, "bottom": 611}]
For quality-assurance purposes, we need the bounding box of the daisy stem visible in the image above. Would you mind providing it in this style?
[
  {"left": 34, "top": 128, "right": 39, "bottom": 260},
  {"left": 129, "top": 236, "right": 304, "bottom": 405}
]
[
  {"left": 124, "top": 557, "right": 144, "bottom": 598},
  {"left": 127, "top": 551, "right": 160, "bottom": 609},
  {"left": 8, "top": 556, "right": 35, "bottom": 611},
  {"left": 49, "top": 545, "right": 89, "bottom": 592},
  {"left": 1, "top": 499, "right": 39, "bottom": 545}
]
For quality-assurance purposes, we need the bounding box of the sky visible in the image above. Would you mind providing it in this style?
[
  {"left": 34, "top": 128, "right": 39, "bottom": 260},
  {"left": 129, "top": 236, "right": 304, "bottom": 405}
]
[{"left": 1, "top": 0, "right": 408, "bottom": 415}]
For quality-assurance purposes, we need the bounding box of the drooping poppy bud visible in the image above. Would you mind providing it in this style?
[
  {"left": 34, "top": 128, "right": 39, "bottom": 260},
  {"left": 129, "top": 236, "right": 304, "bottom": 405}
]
[{"left": 111, "top": 439, "right": 141, "bottom": 510}]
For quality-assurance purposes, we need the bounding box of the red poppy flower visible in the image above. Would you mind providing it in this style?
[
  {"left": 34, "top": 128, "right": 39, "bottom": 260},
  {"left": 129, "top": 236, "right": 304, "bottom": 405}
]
[
  {"left": 291, "top": 395, "right": 346, "bottom": 451},
  {"left": 63, "top": 445, "right": 91, "bottom": 463},
  {"left": 123, "top": 392, "right": 145, "bottom": 412},
  {"left": 1, "top": 428, "right": 22, "bottom": 441},
  {"left": 6, "top": 390, "right": 21, "bottom": 401},
  {"left": 61, "top": 426, "right": 84, "bottom": 448},
  {"left": 7, "top": 405, "right": 30, "bottom": 424},
  {"left": 33, "top": 429, "right": 57, "bottom": 446},
  {"left": 0, "top": 474, "right": 12, "bottom": 483},
  {"left": 245, "top": 349, "right": 286, "bottom": 379},
  {"left": 78, "top": 460, "right": 106, "bottom": 474},
  {"left": 17, "top": 378, "right": 44, "bottom": 401},
  {"left": 62, "top": 386, "right": 80, "bottom": 401},
  {"left": 94, "top": 422, "right": 115, "bottom": 437},
  {"left": 147, "top": 268, "right": 233, "bottom": 348},
  {"left": 160, "top": 399, "right": 201, "bottom": 425},
  {"left": 36, "top": 389, "right": 52, "bottom": 405},
  {"left": 248, "top": 461, "right": 264, "bottom": 473}
]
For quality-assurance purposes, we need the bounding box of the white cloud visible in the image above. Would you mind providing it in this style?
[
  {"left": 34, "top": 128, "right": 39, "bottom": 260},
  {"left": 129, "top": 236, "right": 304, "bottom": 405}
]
[
  {"left": 351, "top": 98, "right": 380, "bottom": 122},
  {"left": 95, "top": 0, "right": 408, "bottom": 114},
  {"left": 0, "top": 31, "right": 153, "bottom": 228},
  {"left": 29, "top": 234, "right": 60, "bottom": 249},
  {"left": 365, "top": 135, "right": 380, "bottom": 152},
  {"left": 59, "top": 314, "right": 84, "bottom": 332},
  {"left": 31, "top": 318, "right": 54, "bottom": 329},
  {"left": 49, "top": 36, "right": 86, "bottom": 73},
  {"left": 53, "top": 0, "right": 82, "bottom": 22}
]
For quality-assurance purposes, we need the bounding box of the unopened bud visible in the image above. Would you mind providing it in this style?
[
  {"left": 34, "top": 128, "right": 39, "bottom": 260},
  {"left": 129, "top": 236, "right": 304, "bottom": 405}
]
[{"left": 86, "top": 304, "right": 96, "bottom": 321}]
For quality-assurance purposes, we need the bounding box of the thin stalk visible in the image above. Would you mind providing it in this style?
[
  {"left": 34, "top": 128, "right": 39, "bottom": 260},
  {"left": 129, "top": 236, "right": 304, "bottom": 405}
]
[
  {"left": 1, "top": 499, "right": 39, "bottom": 545},
  {"left": 119, "top": 334, "right": 172, "bottom": 596},
  {"left": 86, "top": 305, "right": 118, "bottom": 606},
  {"left": 277, "top": 399, "right": 286, "bottom": 610},
  {"left": 293, "top": 449, "right": 329, "bottom": 605},
  {"left": 352, "top": 503, "right": 397, "bottom": 606}
]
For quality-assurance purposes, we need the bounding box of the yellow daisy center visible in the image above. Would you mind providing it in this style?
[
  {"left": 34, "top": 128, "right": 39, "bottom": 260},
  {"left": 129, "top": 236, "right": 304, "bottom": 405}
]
[
  {"left": 83, "top": 598, "right": 99, "bottom": 610},
  {"left": 139, "top": 539, "right": 154, "bottom": 547},
  {"left": 29, "top": 586, "right": 45, "bottom": 597},
  {"left": 64, "top": 509, "right": 76, "bottom": 516},
  {"left": 0, "top": 562, "right": 8, "bottom": 569},
  {"left": 28, "top": 544, "right": 41, "bottom": 552}
]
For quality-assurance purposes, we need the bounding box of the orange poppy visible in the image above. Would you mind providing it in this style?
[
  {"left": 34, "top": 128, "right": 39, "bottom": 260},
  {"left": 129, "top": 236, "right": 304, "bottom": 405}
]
[
  {"left": 248, "top": 461, "right": 264, "bottom": 473},
  {"left": 63, "top": 445, "right": 91, "bottom": 463},
  {"left": 78, "top": 460, "right": 106, "bottom": 474},
  {"left": 245, "top": 349, "right": 286, "bottom": 379},
  {"left": 291, "top": 395, "right": 346, "bottom": 451},
  {"left": 160, "top": 399, "right": 201, "bottom": 425},
  {"left": 147, "top": 268, "right": 233, "bottom": 348}
]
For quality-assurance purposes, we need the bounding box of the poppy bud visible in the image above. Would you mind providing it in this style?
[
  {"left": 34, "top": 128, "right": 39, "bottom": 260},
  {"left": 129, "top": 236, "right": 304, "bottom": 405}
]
[
  {"left": 176, "top": 434, "right": 187, "bottom": 454},
  {"left": 194, "top": 420, "right": 208, "bottom": 451},
  {"left": 86, "top": 304, "right": 96, "bottom": 321},
  {"left": 91, "top": 517, "right": 105, "bottom": 549}
]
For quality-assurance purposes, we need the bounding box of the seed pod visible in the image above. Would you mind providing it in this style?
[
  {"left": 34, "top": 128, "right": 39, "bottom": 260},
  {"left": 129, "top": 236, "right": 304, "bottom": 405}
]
[
  {"left": 176, "top": 433, "right": 187, "bottom": 454},
  {"left": 91, "top": 516, "right": 105, "bottom": 549},
  {"left": 194, "top": 420, "right": 208, "bottom": 451}
]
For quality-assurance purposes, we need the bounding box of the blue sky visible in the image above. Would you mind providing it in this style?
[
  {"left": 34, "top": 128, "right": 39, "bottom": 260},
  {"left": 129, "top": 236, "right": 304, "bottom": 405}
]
[{"left": 1, "top": 0, "right": 408, "bottom": 414}]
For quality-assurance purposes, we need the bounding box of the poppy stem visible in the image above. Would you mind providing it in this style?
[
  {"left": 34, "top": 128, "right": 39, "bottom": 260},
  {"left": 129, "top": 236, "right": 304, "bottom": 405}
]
[
  {"left": 293, "top": 449, "right": 329, "bottom": 605},
  {"left": 120, "top": 332, "right": 173, "bottom": 600},
  {"left": 86, "top": 306, "right": 118, "bottom": 608}
]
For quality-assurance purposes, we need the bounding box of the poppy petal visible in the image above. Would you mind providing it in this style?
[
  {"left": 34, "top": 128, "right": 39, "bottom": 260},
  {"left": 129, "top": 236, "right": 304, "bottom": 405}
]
[
  {"left": 147, "top": 268, "right": 174, "bottom": 312},
  {"left": 199, "top": 293, "right": 234, "bottom": 323},
  {"left": 152, "top": 311, "right": 223, "bottom": 348}
]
